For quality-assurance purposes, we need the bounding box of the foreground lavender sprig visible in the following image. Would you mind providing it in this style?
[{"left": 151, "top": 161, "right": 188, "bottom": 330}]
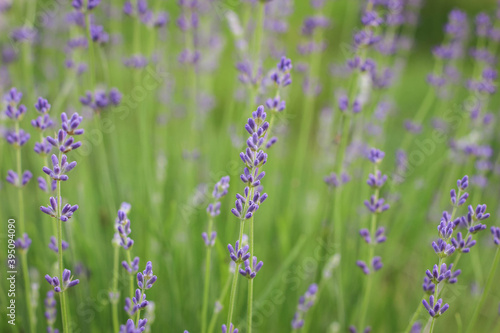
[
  {"left": 227, "top": 105, "right": 269, "bottom": 333},
  {"left": 202, "top": 176, "right": 230, "bottom": 333},
  {"left": 405, "top": 176, "right": 490, "bottom": 333},
  {"left": 291, "top": 284, "right": 318, "bottom": 330},
  {"left": 39, "top": 106, "right": 84, "bottom": 333}
]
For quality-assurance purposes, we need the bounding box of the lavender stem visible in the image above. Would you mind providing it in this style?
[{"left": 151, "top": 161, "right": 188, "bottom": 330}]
[
  {"left": 15, "top": 120, "right": 35, "bottom": 333},
  {"left": 201, "top": 217, "right": 214, "bottom": 333},
  {"left": 57, "top": 175, "right": 70, "bottom": 333},
  {"left": 111, "top": 245, "right": 120, "bottom": 332}
]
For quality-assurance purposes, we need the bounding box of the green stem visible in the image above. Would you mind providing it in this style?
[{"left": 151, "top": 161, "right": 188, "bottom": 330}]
[
  {"left": 247, "top": 215, "right": 255, "bottom": 333},
  {"left": 135, "top": 288, "right": 145, "bottom": 325},
  {"left": 126, "top": 251, "right": 135, "bottom": 303},
  {"left": 111, "top": 245, "right": 120, "bottom": 332},
  {"left": 465, "top": 247, "right": 500, "bottom": 333},
  {"left": 430, "top": 318, "right": 436, "bottom": 333},
  {"left": 201, "top": 218, "right": 214, "bottom": 333},
  {"left": 57, "top": 177, "right": 69, "bottom": 333},
  {"left": 15, "top": 122, "right": 35, "bottom": 333},
  {"left": 85, "top": 8, "right": 96, "bottom": 88},
  {"left": 226, "top": 242, "right": 243, "bottom": 328},
  {"left": 208, "top": 272, "right": 232, "bottom": 333}
]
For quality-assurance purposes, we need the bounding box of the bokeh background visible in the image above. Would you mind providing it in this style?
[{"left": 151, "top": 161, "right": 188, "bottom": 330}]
[{"left": 1, "top": 0, "right": 500, "bottom": 332}]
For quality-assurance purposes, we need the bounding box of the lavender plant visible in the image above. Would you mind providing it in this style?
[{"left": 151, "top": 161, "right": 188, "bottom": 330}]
[
  {"left": 405, "top": 176, "right": 490, "bottom": 332},
  {"left": 227, "top": 105, "right": 269, "bottom": 332},
  {"left": 40, "top": 108, "right": 84, "bottom": 333}
]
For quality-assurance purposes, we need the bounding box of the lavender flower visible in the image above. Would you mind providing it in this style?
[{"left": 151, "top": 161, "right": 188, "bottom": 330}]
[
  {"left": 6, "top": 170, "right": 32, "bottom": 187},
  {"left": 15, "top": 233, "right": 32, "bottom": 251},
  {"left": 35, "top": 97, "right": 51, "bottom": 113},
  {"left": 137, "top": 261, "right": 157, "bottom": 290},
  {"left": 60, "top": 112, "right": 84, "bottom": 136},
  {"left": 348, "top": 326, "right": 371, "bottom": 333},
  {"left": 291, "top": 284, "right": 318, "bottom": 329},
  {"left": 492, "top": 227, "right": 500, "bottom": 245},
  {"left": 422, "top": 295, "right": 449, "bottom": 318},
  {"left": 45, "top": 269, "right": 79, "bottom": 292},
  {"left": 6, "top": 129, "right": 30, "bottom": 146},
  {"left": 122, "top": 257, "right": 140, "bottom": 274},
  {"left": 46, "top": 129, "right": 82, "bottom": 153},
  {"left": 221, "top": 324, "right": 238, "bottom": 333},
  {"left": 48, "top": 236, "right": 69, "bottom": 253},
  {"left": 119, "top": 318, "right": 147, "bottom": 333},
  {"left": 115, "top": 208, "right": 134, "bottom": 250},
  {"left": 239, "top": 256, "right": 264, "bottom": 279},
  {"left": 40, "top": 197, "right": 79, "bottom": 221},
  {"left": 42, "top": 154, "right": 77, "bottom": 181},
  {"left": 227, "top": 241, "right": 250, "bottom": 263}
]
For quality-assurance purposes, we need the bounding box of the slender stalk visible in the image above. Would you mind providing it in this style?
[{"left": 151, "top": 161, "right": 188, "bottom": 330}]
[
  {"left": 465, "top": 247, "right": 500, "bottom": 333},
  {"left": 208, "top": 273, "right": 232, "bottom": 333},
  {"left": 201, "top": 217, "right": 214, "bottom": 333},
  {"left": 247, "top": 215, "right": 255, "bottom": 333},
  {"left": 135, "top": 288, "right": 145, "bottom": 325},
  {"left": 57, "top": 176, "right": 69, "bottom": 333},
  {"left": 429, "top": 318, "right": 436, "bottom": 333},
  {"left": 111, "top": 245, "right": 120, "bottom": 332},
  {"left": 126, "top": 251, "right": 135, "bottom": 302},
  {"left": 245, "top": 2, "right": 265, "bottom": 110},
  {"left": 226, "top": 219, "right": 245, "bottom": 327},
  {"left": 14, "top": 121, "right": 35, "bottom": 333},
  {"left": 85, "top": 8, "right": 96, "bottom": 88}
]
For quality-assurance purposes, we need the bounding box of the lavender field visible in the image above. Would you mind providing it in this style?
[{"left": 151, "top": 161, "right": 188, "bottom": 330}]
[{"left": 1, "top": 0, "right": 500, "bottom": 332}]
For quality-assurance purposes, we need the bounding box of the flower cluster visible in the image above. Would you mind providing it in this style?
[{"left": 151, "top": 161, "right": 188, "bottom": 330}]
[
  {"left": 239, "top": 256, "right": 264, "bottom": 279},
  {"left": 79, "top": 88, "right": 122, "bottom": 113},
  {"left": 45, "top": 269, "right": 79, "bottom": 292},
  {"left": 291, "top": 284, "right": 318, "bottom": 329}
]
